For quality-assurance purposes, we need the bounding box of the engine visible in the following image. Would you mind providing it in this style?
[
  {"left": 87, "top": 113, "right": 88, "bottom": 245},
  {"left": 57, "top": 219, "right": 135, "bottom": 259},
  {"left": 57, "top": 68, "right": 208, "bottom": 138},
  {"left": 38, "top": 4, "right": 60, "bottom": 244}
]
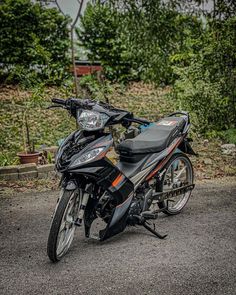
[{"left": 96, "top": 192, "right": 117, "bottom": 223}]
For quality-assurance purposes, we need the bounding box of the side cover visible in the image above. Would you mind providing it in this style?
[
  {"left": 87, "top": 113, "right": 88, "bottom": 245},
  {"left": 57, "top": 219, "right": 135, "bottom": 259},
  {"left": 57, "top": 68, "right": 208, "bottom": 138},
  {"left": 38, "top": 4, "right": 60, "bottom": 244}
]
[
  {"left": 96, "top": 162, "right": 134, "bottom": 241},
  {"left": 68, "top": 134, "right": 134, "bottom": 241}
]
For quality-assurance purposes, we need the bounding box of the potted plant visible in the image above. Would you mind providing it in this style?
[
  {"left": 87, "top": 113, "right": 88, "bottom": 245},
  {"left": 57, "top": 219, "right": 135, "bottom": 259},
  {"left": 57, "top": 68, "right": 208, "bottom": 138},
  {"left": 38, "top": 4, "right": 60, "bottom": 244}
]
[{"left": 17, "top": 110, "right": 40, "bottom": 164}]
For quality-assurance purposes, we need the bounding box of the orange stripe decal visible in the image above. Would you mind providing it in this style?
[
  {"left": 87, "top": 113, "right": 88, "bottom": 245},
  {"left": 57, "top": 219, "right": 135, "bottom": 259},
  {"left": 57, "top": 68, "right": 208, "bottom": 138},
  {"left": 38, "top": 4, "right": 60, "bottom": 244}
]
[{"left": 112, "top": 173, "right": 124, "bottom": 187}]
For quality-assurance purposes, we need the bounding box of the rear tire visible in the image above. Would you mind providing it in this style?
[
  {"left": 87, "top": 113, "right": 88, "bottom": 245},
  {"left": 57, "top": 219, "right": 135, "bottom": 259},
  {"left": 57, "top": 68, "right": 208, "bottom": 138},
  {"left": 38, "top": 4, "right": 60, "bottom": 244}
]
[
  {"left": 47, "top": 189, "right": 79, "bottom": 262},
  {"left": 158, "top": 153, "right": 194, "bottom": 215}
]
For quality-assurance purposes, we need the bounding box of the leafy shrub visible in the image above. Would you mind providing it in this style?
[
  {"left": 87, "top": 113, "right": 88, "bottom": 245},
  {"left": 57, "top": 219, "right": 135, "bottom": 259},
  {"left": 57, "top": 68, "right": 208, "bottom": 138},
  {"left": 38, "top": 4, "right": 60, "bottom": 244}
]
[
  {"left": 78, "top": 1, "right": 203, "bottom": 85},
  {"left": 77, "top": 2, "right": 136, "bottom": 82},
  {"left": 172, "top": 64, "right": 229, "bottom": 133},
  {"left": 79, "top": 74, "right": 114, "bottom": 101},
  {"left": 221, "top": 129, "right": 236, "bottom": 145},
  {"left": 171, "top": 17, "right": 236, "bottom": 134},
  {"left": 0, "top": 0, "right": 71, "bottom": 87}
]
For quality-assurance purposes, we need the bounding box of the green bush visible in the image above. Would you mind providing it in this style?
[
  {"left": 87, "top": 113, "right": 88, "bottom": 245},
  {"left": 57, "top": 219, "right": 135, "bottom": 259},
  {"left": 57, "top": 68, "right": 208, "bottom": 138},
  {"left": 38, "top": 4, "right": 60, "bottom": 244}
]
[
  {"left": 79, "top": 74, "right": 114, "bottom": 101},
  {"left": 171, "top": 17, "right": 236, "bottom": 134},
  {"left": 172, "top": 63, "right": 230, "bottom": 133},
  {"left": 0, "top": 0, "right": 71, "bottom": 87},
  {"left": 77, "top": 2, "right": 136, "bottom": 82},
  {"left": 221, "top": 129, "right": 236, "bottom": 145},
  {"left": 78, "top": 1, "right": 203, "bottom": 85}
]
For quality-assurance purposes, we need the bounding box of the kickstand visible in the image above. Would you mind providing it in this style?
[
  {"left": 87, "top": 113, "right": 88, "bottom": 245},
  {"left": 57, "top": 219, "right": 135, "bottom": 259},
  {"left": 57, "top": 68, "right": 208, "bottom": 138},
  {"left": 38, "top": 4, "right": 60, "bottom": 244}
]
[
  {"left": 142, "top": 221, "right": 167, "bottom": 239},
  {"left": 133, "top": 215, "right": 167, "bottom": 239}
]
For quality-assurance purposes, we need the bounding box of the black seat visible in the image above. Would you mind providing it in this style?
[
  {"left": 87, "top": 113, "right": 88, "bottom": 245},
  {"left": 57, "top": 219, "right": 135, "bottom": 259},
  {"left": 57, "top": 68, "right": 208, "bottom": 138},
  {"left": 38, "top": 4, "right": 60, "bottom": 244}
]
[{"left": 117, "top": 116, "right": 186, "bottom": 157}]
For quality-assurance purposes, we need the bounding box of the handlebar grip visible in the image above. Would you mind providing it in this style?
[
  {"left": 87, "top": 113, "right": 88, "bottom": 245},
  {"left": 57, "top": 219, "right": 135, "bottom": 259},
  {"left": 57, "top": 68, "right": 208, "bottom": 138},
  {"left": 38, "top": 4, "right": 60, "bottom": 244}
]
[
  {"left": 51, "top": 98, "right": 66, "bottom": 105},
  {"left": 124, "top": 117, "right": 150, "bottom": 125},
  {"left": 133, "top": 117, "right": 150, "bottom": 124}
]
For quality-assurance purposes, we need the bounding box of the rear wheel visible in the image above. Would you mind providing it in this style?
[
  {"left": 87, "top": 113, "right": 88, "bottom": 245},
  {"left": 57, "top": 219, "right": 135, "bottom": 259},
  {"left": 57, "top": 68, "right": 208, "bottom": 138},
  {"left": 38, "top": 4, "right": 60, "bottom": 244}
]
[
  {"left": 157, "top": 153, "right": 194, "bottom": 215},
  {"left": 47, "top": 189, "right": 81, "bottom": 262}
]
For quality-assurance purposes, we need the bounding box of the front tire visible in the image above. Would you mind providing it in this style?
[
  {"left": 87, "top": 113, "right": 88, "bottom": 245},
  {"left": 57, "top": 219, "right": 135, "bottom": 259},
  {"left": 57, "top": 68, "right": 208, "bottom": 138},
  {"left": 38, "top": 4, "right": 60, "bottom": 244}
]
[{"left": 47, "top": 189, "right": 80, "bottom": 262}]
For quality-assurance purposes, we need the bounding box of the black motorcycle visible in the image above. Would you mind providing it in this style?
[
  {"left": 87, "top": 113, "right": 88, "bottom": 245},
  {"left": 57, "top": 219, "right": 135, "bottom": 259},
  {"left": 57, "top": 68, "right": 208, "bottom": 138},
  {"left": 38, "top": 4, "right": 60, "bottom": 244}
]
[{"left": 47, "top": 97, "right": 195, "bottom": 262}]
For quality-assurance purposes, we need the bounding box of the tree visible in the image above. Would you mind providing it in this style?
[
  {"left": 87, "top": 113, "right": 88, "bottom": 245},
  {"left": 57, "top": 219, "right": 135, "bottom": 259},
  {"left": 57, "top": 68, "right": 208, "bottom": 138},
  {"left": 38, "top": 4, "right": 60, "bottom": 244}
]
[{"left": 0, "top": 0, "right": 70, "bottom": 86}]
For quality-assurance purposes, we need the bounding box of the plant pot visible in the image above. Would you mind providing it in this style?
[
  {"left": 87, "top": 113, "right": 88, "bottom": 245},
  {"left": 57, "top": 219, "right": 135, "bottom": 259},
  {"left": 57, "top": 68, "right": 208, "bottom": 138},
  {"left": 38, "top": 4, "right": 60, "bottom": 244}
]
[{"left": 17, "top": 152, "right": 40, "bottom": 165}]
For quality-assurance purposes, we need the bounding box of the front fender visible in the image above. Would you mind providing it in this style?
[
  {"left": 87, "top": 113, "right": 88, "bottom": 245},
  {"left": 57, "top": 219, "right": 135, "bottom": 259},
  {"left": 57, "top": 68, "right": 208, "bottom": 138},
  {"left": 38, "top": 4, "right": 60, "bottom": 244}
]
[
  {"left": 64, "top": 180, "right": 77, "bottom": 191},
  {"left": 59, "top": 174, "right": 81, "bottom": 190}
]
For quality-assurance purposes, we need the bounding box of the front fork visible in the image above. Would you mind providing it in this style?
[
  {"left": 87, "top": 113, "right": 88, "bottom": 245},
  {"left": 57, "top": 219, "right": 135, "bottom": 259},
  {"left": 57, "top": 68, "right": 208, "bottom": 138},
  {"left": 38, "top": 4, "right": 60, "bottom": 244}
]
[
  {"left": 60, "top": 177, "right": 92, "bottom": 227},
  {"left": 74, "top": 183, "right": 93, "bottom": 227},
  {"left": 74, "top": 192, "right": 90, "bottom": 226}
]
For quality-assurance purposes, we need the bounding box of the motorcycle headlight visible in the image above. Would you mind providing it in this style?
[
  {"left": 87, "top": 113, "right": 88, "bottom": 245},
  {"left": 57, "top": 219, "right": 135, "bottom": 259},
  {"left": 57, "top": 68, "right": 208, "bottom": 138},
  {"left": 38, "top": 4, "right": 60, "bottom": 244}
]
[
  {"left": 69, "top": 147, "right": 104, "bottom": 168},
  {"left": 77, "top": 110, "right": 109, "bottom": 131}
]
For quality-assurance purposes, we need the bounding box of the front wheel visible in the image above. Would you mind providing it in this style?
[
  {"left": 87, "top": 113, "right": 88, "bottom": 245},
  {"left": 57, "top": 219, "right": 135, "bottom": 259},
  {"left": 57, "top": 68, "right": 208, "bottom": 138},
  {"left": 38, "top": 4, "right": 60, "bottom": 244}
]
[
  {"left": 47, "top": 189, "right": 80, "bottom": 262},
  {"left": 158, "top": 153, "right": 194, "bottom": 215}
]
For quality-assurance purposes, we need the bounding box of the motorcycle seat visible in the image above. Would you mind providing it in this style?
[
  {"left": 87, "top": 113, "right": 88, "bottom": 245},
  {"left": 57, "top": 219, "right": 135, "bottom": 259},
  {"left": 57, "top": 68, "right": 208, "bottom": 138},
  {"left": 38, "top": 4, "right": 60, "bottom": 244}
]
[{"left": 117, "top": 116, "right": 186, "bottom": 156}]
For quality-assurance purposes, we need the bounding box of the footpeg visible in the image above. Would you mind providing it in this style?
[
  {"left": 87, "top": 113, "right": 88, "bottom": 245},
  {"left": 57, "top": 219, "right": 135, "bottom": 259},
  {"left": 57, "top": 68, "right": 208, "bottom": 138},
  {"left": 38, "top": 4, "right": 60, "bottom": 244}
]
[{"left": 141, "top": 211, "right": 158, "bottom": 219}]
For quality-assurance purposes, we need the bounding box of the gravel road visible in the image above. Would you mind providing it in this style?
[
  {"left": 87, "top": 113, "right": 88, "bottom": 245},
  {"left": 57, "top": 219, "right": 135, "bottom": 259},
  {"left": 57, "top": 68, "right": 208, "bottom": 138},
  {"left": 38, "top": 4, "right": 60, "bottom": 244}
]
[{"left": 0, "top": 180, "right": 235, "bottom": 295}]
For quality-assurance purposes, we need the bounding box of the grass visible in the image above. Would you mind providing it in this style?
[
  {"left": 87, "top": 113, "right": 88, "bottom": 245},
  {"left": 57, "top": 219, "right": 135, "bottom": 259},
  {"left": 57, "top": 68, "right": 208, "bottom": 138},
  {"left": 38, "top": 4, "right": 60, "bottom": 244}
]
[
  {"left": 0, "top": 84, "right": 76, "bottom": 166},
  {"left": 0, "top": 81, "right": 235, "bottom": 187},
  {"left": 0, "top": 82, "right": 173, "bottom": 166}
]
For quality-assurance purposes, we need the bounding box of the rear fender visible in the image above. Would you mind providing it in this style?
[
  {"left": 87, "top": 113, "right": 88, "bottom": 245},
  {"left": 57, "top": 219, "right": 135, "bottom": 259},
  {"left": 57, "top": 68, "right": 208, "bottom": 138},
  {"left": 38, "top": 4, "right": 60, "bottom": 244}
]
[{"left": 178, "top": 138, "right": 197, "bottom": 156}]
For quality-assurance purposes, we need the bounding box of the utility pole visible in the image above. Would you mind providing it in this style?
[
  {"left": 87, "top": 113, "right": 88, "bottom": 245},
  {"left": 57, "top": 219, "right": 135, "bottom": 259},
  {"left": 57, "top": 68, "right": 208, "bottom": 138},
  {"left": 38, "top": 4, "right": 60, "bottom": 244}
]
[{"left": 55, "top": 0, "right": 85, "bottom": 97}]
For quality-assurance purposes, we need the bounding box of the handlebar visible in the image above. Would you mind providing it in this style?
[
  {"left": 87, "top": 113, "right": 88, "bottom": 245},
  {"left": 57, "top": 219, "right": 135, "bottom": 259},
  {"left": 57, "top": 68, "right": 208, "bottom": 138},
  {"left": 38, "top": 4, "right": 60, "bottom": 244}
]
[
  {"left": 51, "top": 98, "right": 94, "bottom": 109},
  {"left": 51, "top": 98, "right": 66, "bottom": 106},
  {"left": 123, "top": 117, "right": 150, "bottom": 126},
  {"left": 49, "top": 97, "right": 150, "bottom": 127}
]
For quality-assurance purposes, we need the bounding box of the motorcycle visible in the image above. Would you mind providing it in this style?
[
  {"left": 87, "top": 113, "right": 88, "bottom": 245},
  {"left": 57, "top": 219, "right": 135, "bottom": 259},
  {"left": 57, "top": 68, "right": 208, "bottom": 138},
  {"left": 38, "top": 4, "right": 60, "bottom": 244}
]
[{"left": 47, "top": 97, "right": 196, "bottom": 262}]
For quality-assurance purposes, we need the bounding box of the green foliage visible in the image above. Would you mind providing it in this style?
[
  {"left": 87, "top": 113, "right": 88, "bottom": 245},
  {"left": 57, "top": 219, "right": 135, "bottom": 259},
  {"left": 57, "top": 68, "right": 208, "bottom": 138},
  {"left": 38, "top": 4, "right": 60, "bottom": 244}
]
[
  {"left": 77, "top": 2, "right": 136, "bottom": 82},
  {"left": 79, "top": 74, "right": 114, "bottom": 101},
  {"left": 1, "top": 0, "right": 236, "bottom": 168},
  {"left": 47, "top": 151, "right": 53, "bottom": 164},
  {"left": 0, "top": 153, "right": 18, "bottom": 167},
  {"left": 221, "top": 129, "right": 236, "bottom": 145},
  {"left": 78, "top": 0, "right": 235, "bottom": 135},
  {"left": 78, "top": 1, "right": 204, "bottom": 85},
  {"left": 171, "top": 17, "right": 236, "bottom": 133},
  {"left": 0, "top": 0, "right": 71, "bottom": 87}
]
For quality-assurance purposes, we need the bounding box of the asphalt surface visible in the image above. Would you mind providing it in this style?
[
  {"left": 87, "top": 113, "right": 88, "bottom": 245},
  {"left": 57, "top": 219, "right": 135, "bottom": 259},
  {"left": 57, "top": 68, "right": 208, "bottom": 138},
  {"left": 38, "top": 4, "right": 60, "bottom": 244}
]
[{"left": 0, "top": 180, "right": 236, "bottom": 295}]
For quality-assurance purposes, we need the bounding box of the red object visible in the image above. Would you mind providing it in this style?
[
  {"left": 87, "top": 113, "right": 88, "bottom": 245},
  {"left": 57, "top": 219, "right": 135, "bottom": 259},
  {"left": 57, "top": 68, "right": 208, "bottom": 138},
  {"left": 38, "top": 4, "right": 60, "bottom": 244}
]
[{"left": 72, "top": 65, "right": 103, "bottom": 76}]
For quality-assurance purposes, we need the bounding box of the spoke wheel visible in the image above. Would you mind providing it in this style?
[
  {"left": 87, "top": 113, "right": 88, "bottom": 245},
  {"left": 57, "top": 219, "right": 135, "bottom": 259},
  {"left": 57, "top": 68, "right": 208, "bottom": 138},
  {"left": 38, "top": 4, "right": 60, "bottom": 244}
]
[
  {"left": 158, "top": 153, "right": 194, "bottom": 215},
  {"left": 47, "top": 189, "right": 81, "bottom": 262}
]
